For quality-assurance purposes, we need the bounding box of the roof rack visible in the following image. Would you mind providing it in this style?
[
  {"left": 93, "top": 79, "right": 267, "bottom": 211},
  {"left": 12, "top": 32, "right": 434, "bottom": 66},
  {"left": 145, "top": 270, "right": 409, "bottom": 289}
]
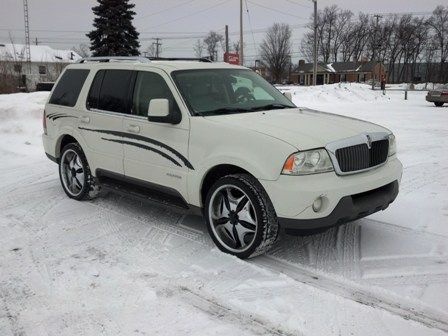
[
  {"left": 77, "top": 56, "right": 150, "bottom": 63},
  {"left": 148, "top": 57, "right": 213, "bottom": 63}
]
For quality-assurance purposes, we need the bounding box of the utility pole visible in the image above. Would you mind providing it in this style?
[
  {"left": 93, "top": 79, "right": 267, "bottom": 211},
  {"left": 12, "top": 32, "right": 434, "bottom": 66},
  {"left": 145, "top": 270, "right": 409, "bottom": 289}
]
[
  {"left": 239, "top": 0, "right": 243, "bottom": 66},
  {"left": 312, "top": 0, "right": 317, "bottom": 86},
  {"left": 152, "top": 38, "right": 162, "bottom": 58},
  {"left": 22, "top": 0, "right": 31, "bottom": 74},
  {"left": 225, "top": 25, "right": 229, "bottom": 54},
  {"left": 372, "top": 14, "right": 382, "bottom": 90}
]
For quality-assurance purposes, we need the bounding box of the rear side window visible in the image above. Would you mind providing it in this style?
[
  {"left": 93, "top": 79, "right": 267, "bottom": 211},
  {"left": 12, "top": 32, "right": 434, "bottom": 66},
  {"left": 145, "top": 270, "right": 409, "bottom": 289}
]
[
  {"left": 86, "top": 70, "right": 105, "bottom": 110},
  {"left": 49, "top": 69, "right": 89, "bottom": 107},
  {"left": 88, "top": 70, "right": 133, "bottom": 113}
]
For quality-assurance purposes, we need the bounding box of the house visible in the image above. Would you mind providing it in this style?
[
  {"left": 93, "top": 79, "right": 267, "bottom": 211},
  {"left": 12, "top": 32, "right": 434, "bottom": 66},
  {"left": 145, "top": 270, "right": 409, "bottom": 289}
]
[
  {"left": 291, "top": 60, "right": 387, "bottom": 86},
  {"left": 0, "top": 43, "right": 81, "bottom": 91}
]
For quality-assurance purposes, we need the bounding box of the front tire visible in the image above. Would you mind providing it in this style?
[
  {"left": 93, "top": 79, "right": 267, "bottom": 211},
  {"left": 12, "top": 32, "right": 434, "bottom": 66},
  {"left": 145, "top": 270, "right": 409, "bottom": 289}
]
[
  {"left": 434, "top": 102, "right": 444, "bottom": 107},
  {"left": 59, "top": 143, "right": 98, "bottom": 200},
  {"left": 204, "top": 174, "right": 279, "bottom": 259}
]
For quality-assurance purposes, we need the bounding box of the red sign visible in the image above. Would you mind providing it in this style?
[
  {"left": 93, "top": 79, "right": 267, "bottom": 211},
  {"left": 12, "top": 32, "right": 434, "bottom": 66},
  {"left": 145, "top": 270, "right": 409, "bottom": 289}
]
[{"left": 224, "top": 52, "right": 240, "bottom": 65}]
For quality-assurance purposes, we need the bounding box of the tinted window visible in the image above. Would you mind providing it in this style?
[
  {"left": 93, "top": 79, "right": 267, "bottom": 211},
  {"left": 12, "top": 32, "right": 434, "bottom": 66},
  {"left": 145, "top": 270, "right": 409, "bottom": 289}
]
[
  {"left": 97, "top": 70, "right": 133, "bottom": 113},
  {"left": 49, "top": 69, "right": 89, "bottom": 107},
  {"left": 172, "top": 69, "right": 295, "bottom": 116},
  {"left": 132, "top": 71, "right": 179, "bottom": 117},
  {"left": 86, "top": 70, "right": 105, "bottom": 110}
]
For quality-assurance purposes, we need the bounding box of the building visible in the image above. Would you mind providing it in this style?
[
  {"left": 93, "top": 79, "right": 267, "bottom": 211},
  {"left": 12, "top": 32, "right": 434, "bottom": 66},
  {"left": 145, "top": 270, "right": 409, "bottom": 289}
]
[
  {"left": 0, "top": 43, "right": 81, "bottom": 92},
  {"left": 292, "top": 60, "right": 387, "bottom": 86}
]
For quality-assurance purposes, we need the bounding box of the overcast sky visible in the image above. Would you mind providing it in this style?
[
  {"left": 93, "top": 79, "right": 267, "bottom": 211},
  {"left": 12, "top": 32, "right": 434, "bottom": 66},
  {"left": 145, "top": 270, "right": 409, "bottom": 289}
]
[{"left": 1, "top": 0, "right": 444, "bottom": 62}]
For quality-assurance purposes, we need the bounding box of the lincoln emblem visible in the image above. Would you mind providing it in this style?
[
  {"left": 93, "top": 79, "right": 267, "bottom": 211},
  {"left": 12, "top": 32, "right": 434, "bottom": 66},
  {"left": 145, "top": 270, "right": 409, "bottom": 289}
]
[{"left": 366, "top": 134, "right": 372, "bottom": 149}]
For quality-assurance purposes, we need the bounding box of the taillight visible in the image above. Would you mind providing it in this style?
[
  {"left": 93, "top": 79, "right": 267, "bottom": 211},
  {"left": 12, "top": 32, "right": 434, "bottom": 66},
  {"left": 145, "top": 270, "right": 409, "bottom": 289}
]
[
  {"left": 441, "top": 91, "right": 448, "bottom": 96},
  {"left": 43, "top": 109, "right": 47, "bottom": 135}
]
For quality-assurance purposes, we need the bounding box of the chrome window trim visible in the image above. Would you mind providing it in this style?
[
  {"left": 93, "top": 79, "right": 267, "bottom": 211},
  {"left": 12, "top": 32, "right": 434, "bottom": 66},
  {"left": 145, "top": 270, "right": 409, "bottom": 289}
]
[
  {"left": 89, "top": 108, "right": 127, "bottom": 117},
  {"left": 325, "top": 132, "right": 390, "bottom": 176}
]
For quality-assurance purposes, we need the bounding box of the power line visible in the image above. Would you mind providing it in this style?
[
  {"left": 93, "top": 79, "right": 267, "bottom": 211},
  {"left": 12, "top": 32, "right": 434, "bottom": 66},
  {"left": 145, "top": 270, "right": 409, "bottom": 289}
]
[
  {"left": 135, "top": 0, "right": 197, "bottom": 21},
  {"left": 284, "top": 0, "right": 312, "bottom": 9},
  {"left": 246, "top": 0, "right": 308, "bottom": 19},
  {"left": 244, "top": 0, "right": 258, "bottom": 58},
  {"left": 144, "top": 0, "right": 230, "bottom": 30}
]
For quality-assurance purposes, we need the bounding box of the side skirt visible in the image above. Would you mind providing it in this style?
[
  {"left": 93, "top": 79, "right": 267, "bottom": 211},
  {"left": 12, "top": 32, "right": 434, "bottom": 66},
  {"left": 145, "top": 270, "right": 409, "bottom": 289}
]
[{"left": 95, "top": 169, "right": 203, "bottom": 216}]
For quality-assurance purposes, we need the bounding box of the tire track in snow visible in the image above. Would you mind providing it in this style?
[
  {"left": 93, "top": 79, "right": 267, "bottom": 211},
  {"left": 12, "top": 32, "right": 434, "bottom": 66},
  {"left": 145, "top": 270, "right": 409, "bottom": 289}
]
[
  {"left": 3, "top": 166, "right": 448, "bottom": 333},
  {"left": 89, "top": 193, "right": 448, "bottom": 333}
]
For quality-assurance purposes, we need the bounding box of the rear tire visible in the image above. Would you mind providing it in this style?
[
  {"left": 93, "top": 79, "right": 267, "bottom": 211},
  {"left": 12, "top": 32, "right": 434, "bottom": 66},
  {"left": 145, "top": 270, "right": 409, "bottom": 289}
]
[
  {"left": 59, "top": 143, "right": 99, "bottom": 200},
  {"left": 434, "top": 102, "right": 444, "bottom": 107},
  {"left": 204, "top": 174, "right": 279, "bottom": 259}
]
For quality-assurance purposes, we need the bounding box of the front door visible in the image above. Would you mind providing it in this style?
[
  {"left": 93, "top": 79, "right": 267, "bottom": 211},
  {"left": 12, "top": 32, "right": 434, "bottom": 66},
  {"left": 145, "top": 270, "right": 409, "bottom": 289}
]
[{"left": 122, "top": 70, "right": 191, "bottom": 200}]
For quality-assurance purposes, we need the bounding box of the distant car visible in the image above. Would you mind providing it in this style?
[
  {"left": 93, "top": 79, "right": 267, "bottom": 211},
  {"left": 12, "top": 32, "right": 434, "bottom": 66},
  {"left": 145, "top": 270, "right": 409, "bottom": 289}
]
[{"left": 426, "top": 85, "right": 448, "bottom": 106}]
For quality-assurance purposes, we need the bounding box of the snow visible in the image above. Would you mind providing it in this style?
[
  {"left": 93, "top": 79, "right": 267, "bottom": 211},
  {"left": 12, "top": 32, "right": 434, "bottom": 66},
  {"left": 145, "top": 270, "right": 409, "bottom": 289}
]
[
  {"left": 1, "top": 84, "right": 447, "bottom": 335},
  {"left": 0, "top": 43, "right": 81, "bottom": 63}
]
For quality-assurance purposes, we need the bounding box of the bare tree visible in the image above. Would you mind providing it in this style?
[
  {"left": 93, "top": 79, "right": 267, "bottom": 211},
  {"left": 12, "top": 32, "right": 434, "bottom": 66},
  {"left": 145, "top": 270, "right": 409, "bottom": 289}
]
[
  {"left": 232, "top": 41, "right": 240, "bottom": 53},
  {"left": 193, "top": 39, "right": 205, "bottom": 58},
  {"left": 427, "top": 6, "right": 448, "bottom": 82},
  {"left": 145, "top": 44, "right": 157, "bottom": 57},
  {"left": 73, "top": 43, "right": 90, "bottom": 58},
  {"left": 204, "top": 31, "right": 224, "bottom": 61},
  {"left": 260, "top": 23, "right": 292, "bottom": 83}
]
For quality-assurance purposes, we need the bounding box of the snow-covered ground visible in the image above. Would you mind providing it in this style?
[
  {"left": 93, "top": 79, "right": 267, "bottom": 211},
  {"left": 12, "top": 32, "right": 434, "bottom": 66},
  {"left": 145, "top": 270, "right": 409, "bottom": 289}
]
[{"left": 1, "top": 84, "right": 447, "bottom": 336}]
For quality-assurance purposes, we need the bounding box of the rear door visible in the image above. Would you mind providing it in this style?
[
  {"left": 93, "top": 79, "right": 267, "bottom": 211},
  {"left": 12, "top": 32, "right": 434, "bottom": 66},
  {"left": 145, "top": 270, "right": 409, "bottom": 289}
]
[
  {"left": 78, "top": 68, "right": 134, "bottom": 175},
  {"left": 122, "top": 69, "right": 191, "bottom": 200}
]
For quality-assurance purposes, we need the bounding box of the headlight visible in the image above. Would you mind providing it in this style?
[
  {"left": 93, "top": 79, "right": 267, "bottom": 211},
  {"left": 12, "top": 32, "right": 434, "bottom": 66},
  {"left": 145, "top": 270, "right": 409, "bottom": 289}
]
[
  {"left": 282, "top": 148, "right": 334, "bottom": 175},
  {"left": 388, "top": 134, "right": 397, "bottom": 157}
]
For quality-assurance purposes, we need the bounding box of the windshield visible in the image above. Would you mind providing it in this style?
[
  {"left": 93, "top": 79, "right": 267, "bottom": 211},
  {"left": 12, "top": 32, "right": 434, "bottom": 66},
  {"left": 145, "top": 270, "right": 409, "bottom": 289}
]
[{"left": 171, "top": 69, "right": 296, "bottom": 116}]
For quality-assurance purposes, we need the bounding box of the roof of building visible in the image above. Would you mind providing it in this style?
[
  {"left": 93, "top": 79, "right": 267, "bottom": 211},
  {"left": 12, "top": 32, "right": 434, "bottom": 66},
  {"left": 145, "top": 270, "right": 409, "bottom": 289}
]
[
  {"left": 0, "top": 43, "right": 81, "bottom": 63},
  {"left": 296, "top": 61, "right": 378, "bottom": 74}
]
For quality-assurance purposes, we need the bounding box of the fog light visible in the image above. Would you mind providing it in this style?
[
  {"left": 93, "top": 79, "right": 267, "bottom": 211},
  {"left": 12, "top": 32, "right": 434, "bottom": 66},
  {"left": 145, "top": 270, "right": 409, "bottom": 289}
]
[{"left": 312, "top": 197, "right": 323, "bottom": 212}]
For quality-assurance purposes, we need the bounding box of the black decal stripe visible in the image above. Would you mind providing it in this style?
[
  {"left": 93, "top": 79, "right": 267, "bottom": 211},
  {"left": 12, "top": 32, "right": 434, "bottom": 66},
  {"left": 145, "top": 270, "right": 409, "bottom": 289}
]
[
  {"left": 79, "top": 127, "right": 194, "bottom": 170},
  {"left": 47, "top": 113, "right": 65, "bottom": 119},
  {"left": 102, "top": 138, "right": 182, "bottom": 167},
  {"left": 52, "top": 116, "right": 77, "bottom": 121}
]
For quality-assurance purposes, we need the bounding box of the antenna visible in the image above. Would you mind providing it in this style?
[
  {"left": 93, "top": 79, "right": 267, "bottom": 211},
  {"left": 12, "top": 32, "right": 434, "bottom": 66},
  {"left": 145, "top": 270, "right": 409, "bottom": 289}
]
[{"left": 23, "top": 0, "right": 31, "bottom": 74}]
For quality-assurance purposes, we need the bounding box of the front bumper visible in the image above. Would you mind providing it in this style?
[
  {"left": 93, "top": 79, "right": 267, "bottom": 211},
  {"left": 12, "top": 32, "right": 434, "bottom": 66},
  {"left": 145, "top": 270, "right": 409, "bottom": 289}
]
[
  {"left": 280, "top": 180, "right": 398, "bottom": 233},
  {"left": 259, "top": 156, "right": 402, "bottom": 229}
]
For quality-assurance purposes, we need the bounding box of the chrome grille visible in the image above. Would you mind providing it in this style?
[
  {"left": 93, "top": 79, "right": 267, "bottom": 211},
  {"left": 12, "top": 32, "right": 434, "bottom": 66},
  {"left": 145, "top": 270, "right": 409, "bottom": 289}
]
[{"left": 336, "top": 139, "right": 389, "bottom": 173}]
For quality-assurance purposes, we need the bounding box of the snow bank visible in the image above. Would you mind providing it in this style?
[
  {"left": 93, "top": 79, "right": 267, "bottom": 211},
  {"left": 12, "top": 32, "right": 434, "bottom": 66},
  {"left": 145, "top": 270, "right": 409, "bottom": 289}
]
[
  {"left": 278, "top": 83, "right": 391, "bottom": 106},
  {"left": 0, "top": 91, "right": 49, "bottom": 158}
]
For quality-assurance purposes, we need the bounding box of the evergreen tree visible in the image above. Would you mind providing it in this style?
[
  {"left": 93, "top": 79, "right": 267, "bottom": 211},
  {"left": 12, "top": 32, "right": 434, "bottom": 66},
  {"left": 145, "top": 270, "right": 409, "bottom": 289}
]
[{"left": 87, "top": 0, "right": 140, "bottom": 56}]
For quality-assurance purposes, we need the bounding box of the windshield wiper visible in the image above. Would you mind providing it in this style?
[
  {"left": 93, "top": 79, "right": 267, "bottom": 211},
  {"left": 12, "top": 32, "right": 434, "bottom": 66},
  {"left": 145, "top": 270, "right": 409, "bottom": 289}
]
[
  {"left": 250, "top": 103, "right": 294, "bottom": 111},
  {"left": 200, "top": 107, "right": 253, "bottom": 116}
]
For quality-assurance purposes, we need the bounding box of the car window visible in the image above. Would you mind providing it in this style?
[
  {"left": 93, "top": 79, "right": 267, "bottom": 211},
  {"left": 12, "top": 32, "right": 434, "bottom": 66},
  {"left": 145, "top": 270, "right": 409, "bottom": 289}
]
[
  {"left": 172, "top": 69, "right": 294, "bottom": 116},
  {"left": 132, "top": 71, "right": 180, "bottom": 117},
  {"left": 86, "top": 70, "right": 104, "bottom": 110},
  {"left": 49, "top": 69, "right": 89, "bottom": 107},
  {"left": 96, "top": 70, "right": 133, "bottom": 113}
]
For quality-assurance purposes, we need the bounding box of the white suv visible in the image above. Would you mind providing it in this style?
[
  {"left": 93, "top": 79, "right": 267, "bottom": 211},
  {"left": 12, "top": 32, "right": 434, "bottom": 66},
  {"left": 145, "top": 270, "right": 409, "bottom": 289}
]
[{"left": 43, "top": 57, "right": 402, "bottom": 259}]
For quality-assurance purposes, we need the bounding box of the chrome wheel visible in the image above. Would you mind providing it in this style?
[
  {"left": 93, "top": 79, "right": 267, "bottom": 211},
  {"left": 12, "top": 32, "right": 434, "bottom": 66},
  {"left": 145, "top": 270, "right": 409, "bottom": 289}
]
[
  {"left": 60, "top": 149, "right": 85, "bottom": 197},
  {"left": 208, "top": 185, "right": 258, "bottom": 253}
]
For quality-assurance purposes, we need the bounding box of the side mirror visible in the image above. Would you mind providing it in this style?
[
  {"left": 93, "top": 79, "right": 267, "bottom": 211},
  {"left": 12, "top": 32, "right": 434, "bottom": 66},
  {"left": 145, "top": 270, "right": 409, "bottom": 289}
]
[
  {"left": 147, "top": 98, "right": 181, "bottom": 124},
  {"left": 283, "top": 91, "right": 292, "bottom": 101}
]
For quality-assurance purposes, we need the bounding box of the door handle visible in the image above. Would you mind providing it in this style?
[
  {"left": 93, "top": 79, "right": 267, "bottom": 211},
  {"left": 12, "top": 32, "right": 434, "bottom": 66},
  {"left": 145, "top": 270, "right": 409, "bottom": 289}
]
[
  {"left": 80, "top": 116, "right": 90, "bottom": 124},
  {"left": 127, "top": 125, "right": 140, "bottom": 133}
]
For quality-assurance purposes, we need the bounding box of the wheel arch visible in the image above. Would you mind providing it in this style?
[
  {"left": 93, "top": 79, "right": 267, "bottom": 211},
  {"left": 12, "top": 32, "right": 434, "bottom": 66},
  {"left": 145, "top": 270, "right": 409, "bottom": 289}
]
[
  {"left": 56, "top": 133, "right": 81, "bottom": 158},
  {"left": 200, "top": 164, "right": 253, "bottom": 208}
]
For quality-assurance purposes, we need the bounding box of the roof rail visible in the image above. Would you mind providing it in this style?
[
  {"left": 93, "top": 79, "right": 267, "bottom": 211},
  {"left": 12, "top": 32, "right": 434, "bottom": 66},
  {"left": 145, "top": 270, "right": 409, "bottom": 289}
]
[
  {"left": 77, "top": 56, "right": 150, "bottom": 63},
  {"left": 148, "top": 57, "right": 213, "bottom": 63}
]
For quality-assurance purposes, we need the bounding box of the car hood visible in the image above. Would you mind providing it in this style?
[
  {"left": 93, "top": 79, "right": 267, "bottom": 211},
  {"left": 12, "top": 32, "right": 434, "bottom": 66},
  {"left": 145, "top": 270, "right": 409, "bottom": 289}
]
[{"left": 203, "top": 107, "right": 390, "bottom": 150}]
